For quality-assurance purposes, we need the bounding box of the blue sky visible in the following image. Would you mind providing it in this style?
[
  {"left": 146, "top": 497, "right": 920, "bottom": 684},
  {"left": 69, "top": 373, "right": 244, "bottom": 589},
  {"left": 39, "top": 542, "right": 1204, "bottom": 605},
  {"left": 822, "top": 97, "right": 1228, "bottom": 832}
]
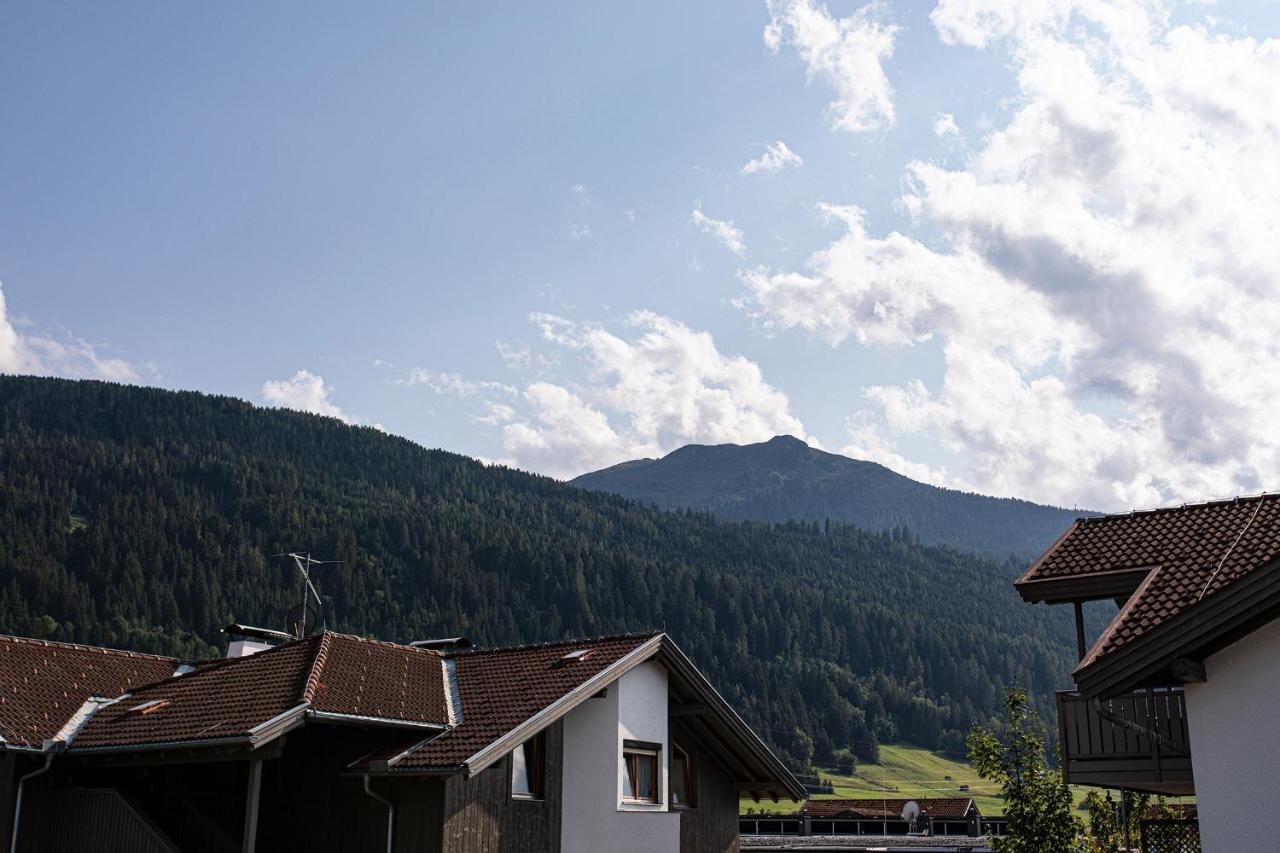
[{"left": 4, "top": 1, "right": 1280, "bottom": 510}]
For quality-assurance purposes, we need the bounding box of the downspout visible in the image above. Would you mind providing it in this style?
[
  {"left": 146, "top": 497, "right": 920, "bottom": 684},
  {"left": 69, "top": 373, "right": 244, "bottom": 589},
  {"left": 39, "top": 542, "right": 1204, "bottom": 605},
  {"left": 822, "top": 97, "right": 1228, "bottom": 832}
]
[
  {"left": 9, "top": 749, "right": 56, "bottom": 853},
  {"left": 361, "top": 774, "right": 394, "bottom": 853}
]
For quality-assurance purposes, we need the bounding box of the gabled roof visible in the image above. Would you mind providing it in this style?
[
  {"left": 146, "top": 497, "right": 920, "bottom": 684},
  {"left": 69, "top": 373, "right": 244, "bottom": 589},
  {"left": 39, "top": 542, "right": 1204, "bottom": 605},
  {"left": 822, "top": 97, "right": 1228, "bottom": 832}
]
[
  {"left": 71, "top": 632, "right": 449, "bottom": 752},
  {"left": 1017, "top": 494, "right": 1280, "bottom": 696},
  {"left": 353, "top": 632, "right": 806, "bottom": 801},
  {"left": 801, "top": 798, "right": 977, "bottom": 820},
  {"left": 355, "top": 633, "right": 661, "bottom": 771},
  {"left": 0, "top": 636, "right": 180, "bottom": 750}
]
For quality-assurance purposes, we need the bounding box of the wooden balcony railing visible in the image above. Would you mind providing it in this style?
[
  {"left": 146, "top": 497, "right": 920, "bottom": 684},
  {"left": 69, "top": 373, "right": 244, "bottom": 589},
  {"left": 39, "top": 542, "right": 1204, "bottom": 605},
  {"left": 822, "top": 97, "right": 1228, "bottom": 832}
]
[{"left": 1056, "top": 688, "right": 1194, "bottom": 796}]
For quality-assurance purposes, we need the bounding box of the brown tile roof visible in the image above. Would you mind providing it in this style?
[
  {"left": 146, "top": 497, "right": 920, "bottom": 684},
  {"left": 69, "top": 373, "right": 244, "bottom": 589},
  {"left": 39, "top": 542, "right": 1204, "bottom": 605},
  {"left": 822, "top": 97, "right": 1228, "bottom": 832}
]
[
  {"left": 801, "top": 798, "right": 976, "bottom": 820},
  {"left": 367, "top": 632, "right": 660, "bottom": 770},
  {"left": 71, "top": 632, "right": 449, "bottom": 751},
  {"left": 1018, "top": 494, "right": 1280, "bottom": 669},
  {"left": 0, "top": 636, "right": 179, "bottom": 749}
]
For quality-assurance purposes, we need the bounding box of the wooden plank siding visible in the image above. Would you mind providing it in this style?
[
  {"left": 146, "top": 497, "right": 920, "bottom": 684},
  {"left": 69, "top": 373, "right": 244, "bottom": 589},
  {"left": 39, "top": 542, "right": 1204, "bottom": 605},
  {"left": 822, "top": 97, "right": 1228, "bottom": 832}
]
[
  {"left": 18, "top": 787, "right": 181, "bottom": 853},
  {"left": 674, "top": 721, "right": 740, "bottom": 853},
  {"left": 441, "top": 719, "right": 563, "bottom": 853}
]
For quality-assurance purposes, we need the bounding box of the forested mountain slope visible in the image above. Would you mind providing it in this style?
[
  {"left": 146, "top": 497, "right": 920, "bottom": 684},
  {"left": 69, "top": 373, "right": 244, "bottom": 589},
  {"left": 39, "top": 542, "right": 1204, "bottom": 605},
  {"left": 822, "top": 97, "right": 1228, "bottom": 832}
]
[
  {"left": 572, "top": 436, "right": 1087, "bottom": 558},
  {"left": 0, "top": 376, "right": 1080, "bottom": 767}
]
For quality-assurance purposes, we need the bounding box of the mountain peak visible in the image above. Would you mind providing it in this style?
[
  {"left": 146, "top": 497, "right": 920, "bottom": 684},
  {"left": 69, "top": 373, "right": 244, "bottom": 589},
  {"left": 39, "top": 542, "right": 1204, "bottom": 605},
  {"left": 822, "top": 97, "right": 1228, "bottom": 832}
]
[{"left": 573, "top": 438, "right": 1087, "bottom": 557}]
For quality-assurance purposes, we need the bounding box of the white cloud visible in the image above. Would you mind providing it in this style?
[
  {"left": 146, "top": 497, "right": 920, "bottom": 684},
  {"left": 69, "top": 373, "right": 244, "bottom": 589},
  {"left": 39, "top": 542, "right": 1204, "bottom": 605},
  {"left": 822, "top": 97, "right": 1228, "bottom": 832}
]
[
  {"left": 690, "top": 207, "right": 747, "bottom": 256},
  {"left": 742, "top": 140, "right": 805, "bottom": 174},
  {"left": 0, "top": 284, "right": 141, "bottom": 382},
  {"left": 932, "top": 112, "right": 960, "bottom": 137},
  {"left": 402, "top": 368, "right": 517, "bottom": 397},
  {"left": 261, "top": 370, "right": 351, "bottom": 423},
  {"left": 418, "top": 313, "right": 810, "bottom": 478},
  {"left": 746, "top": 1, "right": 1280, "bottom": 510},
  {"left": 764, "top": 0, "right": 899, "bottom": 133}
]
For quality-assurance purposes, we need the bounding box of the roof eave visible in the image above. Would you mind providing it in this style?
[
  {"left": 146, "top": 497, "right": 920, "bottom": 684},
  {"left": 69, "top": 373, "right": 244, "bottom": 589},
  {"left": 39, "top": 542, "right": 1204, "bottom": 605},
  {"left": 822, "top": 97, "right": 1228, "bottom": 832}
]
[
  {"left": 1074, "top": 557, "right": 1280, "bottom": 698},
  {"left": 1016, "top": 566, "right": 1155, "bottom": 604},
  {"left": 656, "top": 636, "right": 806, "bottom": 802}
]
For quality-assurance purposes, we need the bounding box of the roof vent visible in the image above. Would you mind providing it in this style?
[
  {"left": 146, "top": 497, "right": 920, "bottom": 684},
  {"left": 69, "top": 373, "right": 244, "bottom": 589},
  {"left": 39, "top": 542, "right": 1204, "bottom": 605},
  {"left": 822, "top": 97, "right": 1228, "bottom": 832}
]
[
  {"left": 125, "top": 699, "right": 170, "bottom": 717},
  {"left": 409, "top": 637, "right": 473, "bottom": 651},
  {"left": 558, "top": 649, "right": 594, "bottom": 665}
]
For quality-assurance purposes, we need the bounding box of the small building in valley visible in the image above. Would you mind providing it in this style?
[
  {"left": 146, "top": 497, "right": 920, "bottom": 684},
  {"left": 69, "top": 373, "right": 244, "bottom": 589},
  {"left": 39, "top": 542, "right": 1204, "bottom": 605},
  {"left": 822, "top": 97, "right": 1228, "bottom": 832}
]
[
  {"left": 1017, "top": 494, "right": 1280, "bottom": 852},
  {"left": 0, "top": 629, "right": 802, "bottom": 853},
  {"left": 740, "top": 796, "right": 991, "bottom": 839}
]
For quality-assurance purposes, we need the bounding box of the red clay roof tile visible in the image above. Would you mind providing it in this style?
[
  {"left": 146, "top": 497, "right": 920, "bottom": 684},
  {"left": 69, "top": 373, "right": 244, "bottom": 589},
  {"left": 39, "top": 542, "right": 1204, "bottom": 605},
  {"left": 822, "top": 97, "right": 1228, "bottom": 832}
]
[
  {"left": 368, "top": 632, "right": 659, "bottom": 770},
  {"left": 0, "top": 636, "right": 179, "bottom": 749},
  {"left": 1019, "top": 494, "right": 1280, "bottom": 666}
]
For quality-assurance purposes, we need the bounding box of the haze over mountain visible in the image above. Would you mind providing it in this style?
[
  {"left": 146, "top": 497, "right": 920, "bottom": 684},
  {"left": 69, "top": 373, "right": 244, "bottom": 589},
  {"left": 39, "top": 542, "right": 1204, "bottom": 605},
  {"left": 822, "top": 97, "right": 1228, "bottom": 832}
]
[
  {"left": 0, "top": 376, "right": 1083, "bottom": 767},
  {"left": 572, "top": 436, "right": 1088, "bottom": 558}
]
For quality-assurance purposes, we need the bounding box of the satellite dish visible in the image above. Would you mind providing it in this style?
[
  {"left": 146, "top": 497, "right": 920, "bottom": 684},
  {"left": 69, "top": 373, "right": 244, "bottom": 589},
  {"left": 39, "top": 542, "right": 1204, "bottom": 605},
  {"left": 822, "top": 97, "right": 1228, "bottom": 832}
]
[
  {"left": 286, "top": 604, "right": 318, "bottom": 638},
  {"left": 902, "top": 800, "right": 921, "bottom": 829}
]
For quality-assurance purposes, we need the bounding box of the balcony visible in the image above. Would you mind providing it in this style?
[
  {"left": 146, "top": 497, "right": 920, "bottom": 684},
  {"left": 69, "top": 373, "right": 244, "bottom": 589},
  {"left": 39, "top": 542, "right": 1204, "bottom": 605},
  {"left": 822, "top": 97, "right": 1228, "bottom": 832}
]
[{"left": 1056, "top": 688, "right": 1194, "bottom": 795}]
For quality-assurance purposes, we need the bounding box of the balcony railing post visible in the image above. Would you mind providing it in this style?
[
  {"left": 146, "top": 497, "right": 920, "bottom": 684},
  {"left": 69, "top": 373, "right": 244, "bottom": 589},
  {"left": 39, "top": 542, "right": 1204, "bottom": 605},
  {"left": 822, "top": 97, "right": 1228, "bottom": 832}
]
[{"left": 1147, "top": 686, "right": 1162, "bottom": 783}]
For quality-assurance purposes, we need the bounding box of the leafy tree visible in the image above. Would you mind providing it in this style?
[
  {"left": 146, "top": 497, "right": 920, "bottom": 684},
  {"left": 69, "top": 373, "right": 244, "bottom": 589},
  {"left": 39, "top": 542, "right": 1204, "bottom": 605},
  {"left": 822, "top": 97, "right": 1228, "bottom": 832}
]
[
  {"left": 1084, "top": 789, "right": 1150, "bottom": 853},
  {"left": 968, "top": 686, "right": 1079, "bottom": 852}
]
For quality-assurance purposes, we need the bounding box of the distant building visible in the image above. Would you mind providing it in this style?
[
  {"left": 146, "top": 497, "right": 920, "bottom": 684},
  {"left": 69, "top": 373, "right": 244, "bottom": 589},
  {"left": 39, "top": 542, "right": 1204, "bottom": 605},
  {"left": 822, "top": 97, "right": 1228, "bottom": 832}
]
[
  {"left": 1017, "top": 494, "right": 1280, "bottom": 852},
  {"left": 0, "top": 629, "right": 802, "bottom": 852},
  {"left": 741, "top": 796, "right": 990, "bottom": 838}
]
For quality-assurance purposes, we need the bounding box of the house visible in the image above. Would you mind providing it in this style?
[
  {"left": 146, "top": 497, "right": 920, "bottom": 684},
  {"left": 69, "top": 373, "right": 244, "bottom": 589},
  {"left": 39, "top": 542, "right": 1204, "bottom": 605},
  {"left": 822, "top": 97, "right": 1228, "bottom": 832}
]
[
  {"left": 1017, "top": 494, "right": 1280, "bottom": 852},
  {"left": 0, "top": 628, "right": 802, "bottom": 853},
  {"left": 740, "top": 797, "right": 988, "bottom": 838}
]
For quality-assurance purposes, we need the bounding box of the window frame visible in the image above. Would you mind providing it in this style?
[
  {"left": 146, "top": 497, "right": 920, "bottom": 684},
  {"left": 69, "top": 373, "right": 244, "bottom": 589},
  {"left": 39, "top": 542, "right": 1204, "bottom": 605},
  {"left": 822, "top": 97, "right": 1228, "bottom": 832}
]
[
  {"left": 509, "top": 730, "right": 547, "bottom": 801},
  {"left": 670, "top": 741, "right": 696, "bottom": 809},
  {"left": 621, "top": 739, "right": 662, "bottom": 805}
]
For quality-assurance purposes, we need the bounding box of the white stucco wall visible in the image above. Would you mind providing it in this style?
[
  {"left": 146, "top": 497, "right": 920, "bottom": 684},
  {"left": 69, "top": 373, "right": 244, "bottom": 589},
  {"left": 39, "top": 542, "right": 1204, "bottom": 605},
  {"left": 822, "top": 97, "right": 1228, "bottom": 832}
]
[
  {"left": 1183, "top": 617, "right": 1280, "bottom": 853},
  {"left": 560, "top": 662, "right": 681, "bottom": 853}
]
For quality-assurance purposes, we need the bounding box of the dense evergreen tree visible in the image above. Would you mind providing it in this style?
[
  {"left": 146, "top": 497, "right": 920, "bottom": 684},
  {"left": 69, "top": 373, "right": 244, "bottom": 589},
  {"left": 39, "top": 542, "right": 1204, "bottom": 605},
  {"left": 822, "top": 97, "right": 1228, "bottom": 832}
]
[{"left": 0, "top": 376, "right": 1084, "bottom": 767}]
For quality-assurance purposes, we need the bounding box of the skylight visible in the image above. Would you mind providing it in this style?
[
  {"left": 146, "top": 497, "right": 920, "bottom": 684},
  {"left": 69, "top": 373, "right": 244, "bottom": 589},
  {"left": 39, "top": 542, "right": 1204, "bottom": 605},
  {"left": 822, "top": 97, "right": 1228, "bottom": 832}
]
[{"left": 560, "top": 649, "right": 593, "bottom": 663}]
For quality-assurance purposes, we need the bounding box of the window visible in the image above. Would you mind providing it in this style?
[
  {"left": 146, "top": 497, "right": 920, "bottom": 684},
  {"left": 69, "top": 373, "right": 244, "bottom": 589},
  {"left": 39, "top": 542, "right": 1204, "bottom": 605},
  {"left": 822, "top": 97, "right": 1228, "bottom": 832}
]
[
  {"left": 622, "top": 740, "right": 660, "bottom": 804},
  {"left": 510, "top": 731, "right": 546, "bottom": 799},
  {"left": 670, "top": 742, "right": 695, "bottom": 808}
]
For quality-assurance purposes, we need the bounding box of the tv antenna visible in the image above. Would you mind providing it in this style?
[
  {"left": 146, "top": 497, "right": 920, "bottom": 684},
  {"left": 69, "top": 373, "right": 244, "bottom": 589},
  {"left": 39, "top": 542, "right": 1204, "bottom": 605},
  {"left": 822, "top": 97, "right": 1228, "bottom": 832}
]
[{"left": 273, "top": 552, "right": 340, "bottom": 638}]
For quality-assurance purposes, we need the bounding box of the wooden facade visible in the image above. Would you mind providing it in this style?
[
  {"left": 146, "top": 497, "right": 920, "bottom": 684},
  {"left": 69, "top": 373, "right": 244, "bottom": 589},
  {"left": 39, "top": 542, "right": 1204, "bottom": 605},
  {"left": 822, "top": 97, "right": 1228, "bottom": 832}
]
[
  {"left": 673, "top": 721, "right": 740, "bottom": 853},
  {"left": 440, "top": 720, "right": 563, "bottom": 853}
]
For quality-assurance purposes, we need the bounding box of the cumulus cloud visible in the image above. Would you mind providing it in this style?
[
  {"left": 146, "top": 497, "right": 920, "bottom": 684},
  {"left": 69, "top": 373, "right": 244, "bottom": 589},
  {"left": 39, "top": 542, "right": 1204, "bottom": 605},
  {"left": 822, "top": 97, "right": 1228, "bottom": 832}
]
[
  {"left": 742, "top": 140, "right": 805, "bottom": 175},
  {"left": 746, "top": 0, "right": 1280, "bottom": 510},
  {"left": 690, "top": 207, "right": 747, "bottom": 256},
  {"left": 932, "top": 113, "right": 960, "bottom": 137},
  {"left": 417, "top": 314, "right": 810, "bottom": 478},
  {"left": 261, "top": 370, "right": 351, "bottom": 423},
  {"left": 0, "top": 284, "right": 141, "bottom": 382},
  {"left": 764, "top": 0, "right": 899, "bottom": 133}
]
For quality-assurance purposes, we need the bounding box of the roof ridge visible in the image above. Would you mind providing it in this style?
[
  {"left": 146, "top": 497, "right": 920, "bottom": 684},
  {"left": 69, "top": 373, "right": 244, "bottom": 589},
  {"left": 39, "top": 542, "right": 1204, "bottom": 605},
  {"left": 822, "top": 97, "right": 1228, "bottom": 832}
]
[
  {"left": 124, "top": 634, "right": 325, "bottom": 695},
  {"left": 321, "top": 631, "right": 441, "bottom": 656},
  {"left": 1079, "top": 491, "right": 1280, "bottom": 524},
  {"left": 447, "top": 630, "right": 663, "bottom": 658},
  {"left": 302, "top": 632, "right": 334, "bottom": 704},
  {"left": 0, "top": 634, "right": 183, "bottom": 664}
]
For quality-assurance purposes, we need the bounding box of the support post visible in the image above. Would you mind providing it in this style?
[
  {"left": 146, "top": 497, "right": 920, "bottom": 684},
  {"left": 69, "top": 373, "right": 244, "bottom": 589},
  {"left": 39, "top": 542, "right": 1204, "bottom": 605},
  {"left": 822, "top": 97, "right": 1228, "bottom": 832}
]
[
  {"left": 1073, "top": 601, "right": 1087, "bottom": 661},
  {"left": 242, "top": 758, "right": 263, "bottom": 853}
]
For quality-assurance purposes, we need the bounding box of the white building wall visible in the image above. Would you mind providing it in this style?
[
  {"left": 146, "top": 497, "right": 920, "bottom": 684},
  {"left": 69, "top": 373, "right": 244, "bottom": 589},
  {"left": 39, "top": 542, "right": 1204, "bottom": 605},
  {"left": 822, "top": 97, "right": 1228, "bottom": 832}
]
[
  {"left": 560, "top": 662, "right": 680, "bottom": 853},
  {"left": 1183, "top": 617, "right": 1280, "bottom": 853}
]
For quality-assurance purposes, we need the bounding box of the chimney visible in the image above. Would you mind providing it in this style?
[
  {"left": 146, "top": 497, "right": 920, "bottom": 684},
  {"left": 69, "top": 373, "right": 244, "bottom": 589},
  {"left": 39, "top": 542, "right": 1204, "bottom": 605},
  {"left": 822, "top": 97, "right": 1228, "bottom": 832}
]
[{"left": 222, "top": 623, "right": 292, "bottom": 658}]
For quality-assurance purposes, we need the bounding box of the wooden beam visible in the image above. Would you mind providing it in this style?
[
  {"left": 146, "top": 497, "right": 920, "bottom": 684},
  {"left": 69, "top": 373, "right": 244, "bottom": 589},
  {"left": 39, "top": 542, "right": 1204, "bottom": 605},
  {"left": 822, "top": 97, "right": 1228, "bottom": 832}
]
[
  {"left": 670, "top": 703, "right": 710, "bottom": 718},
  {"left": 1170, "top": 657, "right": 1206, "bottom": 683},
  {"left": 1074, "top": 601, "right": 1087, "bottom": 661},
  {"left": 242, "top": 757, "right": 263, "bottom": 853}
]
